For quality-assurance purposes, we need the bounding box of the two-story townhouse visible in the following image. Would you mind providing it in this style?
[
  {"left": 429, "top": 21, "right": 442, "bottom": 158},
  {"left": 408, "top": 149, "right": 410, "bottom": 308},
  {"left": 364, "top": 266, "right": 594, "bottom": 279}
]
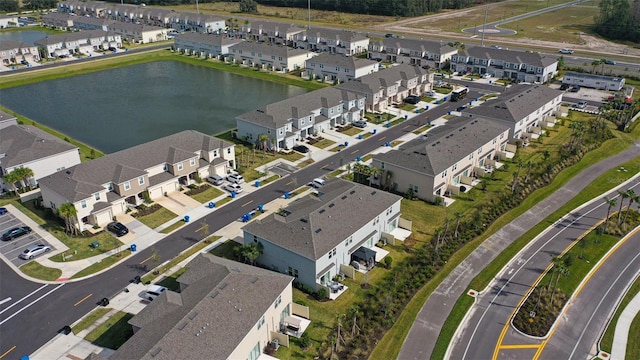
[
  {"left": 0, "top": 41, "right": 40, "bottom": 64},
  {"left": 0, "top": 125, "right": 81, "bottom": 193},
  {"left": 301, "top": 28, "right": 369, "bottom": 55},
  {"left": 561, "top": 72, "right": 626, "bottom": 91},
  {"left": 171, "top": 12, "right": 225, "bottom": 33},
  {"left": 39, "top": 130, "right": 235, "bottom": 231},
  {"left": 461, "top": 84, "right": 563, "bottom": 140},
  {"left": 337, "top": 64, "right": 432, "bottom": 112},
  {"left": 72, "top": 16, "right": 114, "bottom": 31},
  {"left": 108, "top": 22, "right": 167, "bottom": 44},
  {"left": 173, "top": 32, "right": 244, "bottom": 58},
  {"left": 236, "top": 87, "right": 366, "bottom": 151},
  {"left": 242, "top": 178, "right": 402, "bottom": 290},
  {"left": 368, "top": 38, "right": 458, "bottom": 69},
  {"left": 305, "top": 52, "right": 379, "bottom": 83},
  {"left": 87, "top": 254, "right": 299, "bottom": 360},
  {"left": 239, "top": 20, "right": 306, "bottom": 46},
  {"left": 59, "top": 0, "right": 108, "bottom": 18},
  {"left": 372, "top": 116, "right": 510, "bottom": 203},
  {"left": 227, "top": 41, "right": 315, "bottom": 72},
  {"left": 450, "top": 47, "right": 558, "bottom": 83},
  {"left": 42, "top": 12, "right": 75, "bottom": 30},
  {"left": 0, "top": 15, "right": 19, "bottom": 29}
]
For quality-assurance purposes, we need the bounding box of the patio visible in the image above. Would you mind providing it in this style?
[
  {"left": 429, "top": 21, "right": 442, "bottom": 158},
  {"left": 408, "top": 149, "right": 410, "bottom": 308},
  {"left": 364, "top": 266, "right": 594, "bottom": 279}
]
[
  {"left": 390, "top": 227, "right": 412, "bottom": 242},
  {"left": 280, "top": 315, "right": 311, "bottom": 337},
  {"left": 326, "top": 281, "right": 349, "bottom": 300}
]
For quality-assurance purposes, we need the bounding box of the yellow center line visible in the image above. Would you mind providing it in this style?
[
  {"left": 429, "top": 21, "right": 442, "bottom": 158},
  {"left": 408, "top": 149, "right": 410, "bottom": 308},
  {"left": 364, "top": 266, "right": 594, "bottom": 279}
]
[
  {"left": 320, "top": 164, "right": 329, "bottom": 169},
  {"left": 242, "top": 200, "right": 254, "bottom": 207},
  {"left": 379, "top": 136, "right": 386, "bottom": 141},
  {"left": 0, "top": 345, "right": 16, "bottom": 359},
  {"left": 499, "top": 344, "right": 541, "bottom": 349},
  {"left": 139, "top": 255, "right": 154, "bottom": 264},
  {"left": 286, "top": 180, "right": 294, "bottom": 185},
  {"left": 402, "top": 125, "right": 410, "bottom": 130},
  {"left": 351, "top": 149, "right": 359, "bottom": 155},
  {"left": 74, "top": 293, "right": 93, "bottom": 307},
  {"left": 533, "top": 224, "right": 640, "bottom": 360}
]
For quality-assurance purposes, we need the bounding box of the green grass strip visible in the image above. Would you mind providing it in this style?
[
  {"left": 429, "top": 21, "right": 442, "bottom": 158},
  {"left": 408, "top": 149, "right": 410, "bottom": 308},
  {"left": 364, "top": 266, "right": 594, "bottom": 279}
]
[
  {"left": 600, "top": 275, "right": 640, "bottom": 352},
  {"left": 71, "top": 250, "right": 132, "bottom": 279},
  {"left": 72, "top": 308, "right": 112, "bottom": 334},
  {"left": 19, "top": 261, "right": 62, "bottom": 281}
]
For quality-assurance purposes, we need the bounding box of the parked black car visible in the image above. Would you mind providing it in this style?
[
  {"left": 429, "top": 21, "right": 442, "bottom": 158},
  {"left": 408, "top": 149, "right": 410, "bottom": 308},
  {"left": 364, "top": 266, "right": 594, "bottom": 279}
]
[
  {"left": 107, "top": 222, "right": 129, "bottom": 237},
  {"left": 404, "top": 95, "right": 421, "bottom": 104},
  {"left": 2, "top": 226, "right": 32, "bottom": 241},
  {"left": 292, "top": 145, "right": 309, "bottom": 153},
  {"left": 352, "top": 120, "right": 368, "bottom": 128}
]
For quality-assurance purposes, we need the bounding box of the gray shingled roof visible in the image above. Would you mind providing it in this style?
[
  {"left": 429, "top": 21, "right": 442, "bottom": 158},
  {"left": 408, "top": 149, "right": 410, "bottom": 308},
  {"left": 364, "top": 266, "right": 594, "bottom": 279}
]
[
  {"left": 458, "top": 46, "right": 557, "bottom": 67},
  {"left": 72, "top": 16, "right": 114, "bottom": 26},
  {"left": 307, "top": 52, "right": 377, "bottom": 70},
  {"left": 0, "top": 41, "right": 33, "bottom": 51},
  {"left": 243, "top": 178, "right": 401, "bottom": 260},
  {"left": 338, "top": 64, "right": 427, "bottom": 93},
  {"left": 110, "top": 254, "right": 293, "bottom": 360},
  {"left": 108, "top": 22, "right": 165, "bottom": 33},
  {"left": 237, "top": 86, "right": 363, "bottom": 128},
  {"left": 0, "top": 110, "right": 17, "bottom": 122},
  {"left": 42, "top": 12, "right": 73, "bottom": 21},
  {"left": 306, "top": 27, "right": 368, "bottom": 42},
  {"left": 174, "top": 32, "right": 242, "bottom": 46},
  {"left": 376, "top": 37, "right": 457, "bottom": 55},
  {"left": 229, "top": 41, "right": 312, "bottom": 58},
  {"left": 374, "top": 116, "right": 509, "bottom": 176},
  {"left": 245, "top": 20, "right": 306, "bottom": 35},
  {"left": 0, "top": 125, "right": 78, "bottom": 169},
  {"left": 38, "top": 130, "right": 233, "bottom": 203},
  {"left": 462, "top": 84, "right": 563, "bottom": 123},
  {"left": 34, "top": 30, "right": 110, "bottom": 46}
]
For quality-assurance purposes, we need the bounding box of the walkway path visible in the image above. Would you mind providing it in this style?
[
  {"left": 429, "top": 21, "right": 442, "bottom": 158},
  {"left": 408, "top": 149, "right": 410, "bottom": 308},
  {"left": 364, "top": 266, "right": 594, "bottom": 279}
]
[{"left": 611, "top": 284, "right": 640, "bottom": 360}]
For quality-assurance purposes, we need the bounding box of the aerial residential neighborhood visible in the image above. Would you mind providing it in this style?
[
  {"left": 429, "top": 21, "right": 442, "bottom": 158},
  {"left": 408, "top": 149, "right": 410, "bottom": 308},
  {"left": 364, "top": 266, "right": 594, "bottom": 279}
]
[{"left": 0, "top": 0, "right": 639, "bottom": 360}]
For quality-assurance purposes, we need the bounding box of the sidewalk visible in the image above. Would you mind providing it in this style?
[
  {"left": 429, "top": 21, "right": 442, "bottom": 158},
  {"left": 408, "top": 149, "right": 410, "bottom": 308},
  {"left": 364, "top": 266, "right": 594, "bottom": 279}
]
[{"left": 610, "top": 289, "right": 640, "bottom": 359}]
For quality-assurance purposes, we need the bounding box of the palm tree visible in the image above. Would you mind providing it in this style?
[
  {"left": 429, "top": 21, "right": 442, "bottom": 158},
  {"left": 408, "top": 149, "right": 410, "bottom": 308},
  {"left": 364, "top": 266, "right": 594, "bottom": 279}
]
[
  {"left": 2, "top": 171, "right": 19, "bottom": 196},
  {"left": 57, "top": 203, "right": 79, "bottom": 236},
  {"left": 257, "top": 133, "right": 269, "bottom": 157},
  {"left": 621, "top": 189, "right": 638, "bottom": 226},
  {"left": 617, "top": 189, "right": 629, "bottom": 224},
  {"left": 16, "top": 167, "right": 34, "bottom": 190},
  {"left": 453, "top": 212, "right": 463, "bottom": 238},
  {"left": 590, "top": 60, "right": 600, "bottom": 74},
  {"left": 604, "top": 196, "right": 617, "bottom": 231},
  {"left": 550, "top": 259, "right": 569, "bottom": 304},
  {"left": 600, "top": 59, "right": 607, "bottom": 75}
]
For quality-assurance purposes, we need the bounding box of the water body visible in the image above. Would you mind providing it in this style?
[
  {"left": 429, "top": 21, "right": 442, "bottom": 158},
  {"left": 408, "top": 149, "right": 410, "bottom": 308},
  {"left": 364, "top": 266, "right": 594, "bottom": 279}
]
[
  {"left": 0, "top": 30, "right": 49, "bottom": 45},
  {"left": 1, "top": 61, "right": 308, "bottom": 153}
]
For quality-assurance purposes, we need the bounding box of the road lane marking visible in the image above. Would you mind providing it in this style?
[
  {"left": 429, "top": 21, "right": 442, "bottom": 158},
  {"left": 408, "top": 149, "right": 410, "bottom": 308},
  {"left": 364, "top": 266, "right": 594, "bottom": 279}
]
[
  {"left": 286, "top": 180, "right": 295, "bottom": 185},
  {"left": 379, "top": 136, "right": 386, "bottom": 141},
  {"left": 0, "top": 298, "right": 11, "bottom": 306},
  {"left": 499, "top": 344, "right": 541, "bottom": 349},
  {"left": 320, "top": 164, "right": 329, "bottom": 170},
  {"left": 242, "top": 200, "right": 253, "bottom": 207},
  {"left": 0, "top": 284, "right": 48, "bottom": 315},
  {"left": 74, "top": 293, "right": 93, "bottom": 307},
  {"left": 534, "top": 225, "right": 640, "bottom": 360},
  {"left": 0, "top": 345, "right": 16, "bottom": 359},
  {"left": 402, "top": 125, "right": 410, "bottom": 130},
  {"left": 0, "top": 284, "right": 65, "bottom": 326},
  {"left": 139, "top": 255, "right": 154, "bottom": 264},
  {"left": 351, "top": 149, "right": 359, "bottom": 155}
]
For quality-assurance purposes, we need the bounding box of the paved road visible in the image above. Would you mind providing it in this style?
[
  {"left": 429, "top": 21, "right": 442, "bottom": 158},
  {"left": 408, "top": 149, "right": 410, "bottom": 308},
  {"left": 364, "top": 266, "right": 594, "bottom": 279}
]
[
  {"left": 0, "top": 90, "right": 493, "bottom": 358},
  {"left": 451, "top": 178, "right": 640, "bottom": 360},
  {"left": 461, "top": 0, "right": 588, "bottom": 36},
  {"left": 398, "top": 140, "right": 640, "bottom": 359}
]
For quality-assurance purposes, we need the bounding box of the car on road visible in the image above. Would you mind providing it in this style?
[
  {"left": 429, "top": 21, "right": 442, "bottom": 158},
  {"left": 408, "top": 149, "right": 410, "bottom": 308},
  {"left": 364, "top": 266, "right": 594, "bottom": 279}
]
[
  {"left": 107, "top": 222, "right": 129, "bottom": 237},
  {"left": 404, "top": 95, "right": 421, "bottom": 104},
  {"left": 456, "top": 105, "right": 467, "bottom": 112},
  {"left": 206, "top": 174, "right": 224, "bottom": 186},
  {"left": 352, "top": 120, "right": 368, "bottom": 128},
  {"left": 224, "top": 183, "right": 243, "bottom": 194},
  {"left": 143, "top": 285, "right": 168, "bottom": 301},
  {"left": 603, "top": 59, "right": 616, "bottom": 65},
  {"left": 292, "top": 145, "right": 309, "bottom": 153},
  {"left": 227, "top": 173, "right": 245, "bottom": 184},
  {"left": 20, "top": 60, "right": 29, "bottom": 65},
  {"left": 385, "top": 33, "right": 394, "bottom": 38},
  {"left": 1, "top": 226, "right": 32, "bottom": 241},
  {"left": 19, "top": 244, "right": 51, "bottom": 260},
  {"left": 0, "top": 207, "right": 7, "bottom": 215},
  {"left": 490, "top": 45, "right": 502, "bottom": 50},
  {"left": 574, "top": 101, "right": 588, "bottom": 109},
  {"left": 559, "top": 48, "right": 574, "bottom": 54}
]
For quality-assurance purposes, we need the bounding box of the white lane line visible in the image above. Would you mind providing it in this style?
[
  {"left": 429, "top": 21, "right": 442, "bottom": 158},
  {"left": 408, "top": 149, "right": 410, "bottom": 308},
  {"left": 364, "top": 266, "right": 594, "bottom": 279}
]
[
  {"left": 0, "top": 283, "right": 65, "bottom": 326},
  {"left": 0, "top": 298, "right": 11, "bottom": 306},
  {"left": 0, "top": 284, "right": 48, "bottom": 315}
]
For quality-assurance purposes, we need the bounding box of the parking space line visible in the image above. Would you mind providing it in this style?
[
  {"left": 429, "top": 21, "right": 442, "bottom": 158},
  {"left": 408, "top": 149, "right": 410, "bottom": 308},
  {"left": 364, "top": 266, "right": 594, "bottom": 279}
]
[{"left": 0, "top": 298, "right": 11, "bottom": 306}]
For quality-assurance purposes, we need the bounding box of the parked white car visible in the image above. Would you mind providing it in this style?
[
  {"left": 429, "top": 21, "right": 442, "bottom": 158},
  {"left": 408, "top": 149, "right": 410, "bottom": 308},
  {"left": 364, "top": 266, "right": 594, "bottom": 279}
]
[
  {"left": 143, "top": 285, "right": 167, "bottom": 301},
  {"left": 224, "top": 183, "right": 243, "bottom": 194},
  {"left": 559, "top": 48, "right": 574, "bottom": 54},
  {"left": 227, "top": 173, "right": 245, "bottom": 184}
]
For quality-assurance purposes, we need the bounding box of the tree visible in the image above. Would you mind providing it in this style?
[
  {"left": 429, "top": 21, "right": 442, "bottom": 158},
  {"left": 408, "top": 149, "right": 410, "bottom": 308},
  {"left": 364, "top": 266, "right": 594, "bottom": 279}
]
[
  {"left": 453, "top": 212, "right": 463, "bottom": 238},
  {"left": 0, "top": 0, "right": 19, "bottom": 12},
  {"left": 604, "top": 196, "right": 617, "bottom": 231},
  {"left": 2, "top": 171, "right": 19, "bottom": 196},
  {"left": 590, "top": 60, "right": 600, "bottom": 74},
  {"left": 616, "top": 189, "right": 629, "bottom": 223},
  {"left": 57, "top": 203, "right": 79, "bottom": 236},
  {"left": 621, "top": 189, "right": 638, "bottom": 226},
  {"left": 239, "top": 0, "right": 258, "bottom": 14},
  {"left": 237, "top": 243, "right": 262, "bottom": 265},
  {"left": 550, "top": 258, "right": 569, "bottom": 304}
]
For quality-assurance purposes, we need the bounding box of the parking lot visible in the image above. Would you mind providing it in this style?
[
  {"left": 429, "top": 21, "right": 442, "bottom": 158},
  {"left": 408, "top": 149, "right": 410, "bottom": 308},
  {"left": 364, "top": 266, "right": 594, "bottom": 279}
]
[{"left": 0, "top": 209, "right": 54, "bottom": 267}]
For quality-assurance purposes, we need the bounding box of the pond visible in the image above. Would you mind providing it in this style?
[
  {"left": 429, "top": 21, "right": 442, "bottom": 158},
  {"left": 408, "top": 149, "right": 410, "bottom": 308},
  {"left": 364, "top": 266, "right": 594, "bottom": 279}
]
[
  {"left": 0, "top": 30, "right": 49, "bottom": 45},
  {"left": 0, "top": 61, "right": 308, "bottom": 153}
]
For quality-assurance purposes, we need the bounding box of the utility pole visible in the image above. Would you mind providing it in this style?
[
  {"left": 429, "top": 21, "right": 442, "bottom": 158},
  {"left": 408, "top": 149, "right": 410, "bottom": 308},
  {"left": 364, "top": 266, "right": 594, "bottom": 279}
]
[
  {"left": 481, "top": 6, "right": 488, "bottom": 47},
  {"left": 308, "top": 0, "right": 311, "bottom": 30},
  {"left": 196, "top": 0, "right": 200, "bottom": 14}
]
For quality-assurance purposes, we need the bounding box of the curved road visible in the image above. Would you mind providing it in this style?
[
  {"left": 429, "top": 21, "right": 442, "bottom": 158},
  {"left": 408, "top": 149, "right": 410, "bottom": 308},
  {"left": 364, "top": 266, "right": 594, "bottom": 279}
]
[
  {"left": 450, "top": 177, "right": 640, "bottom": 360},
  {"left": 398, "top": 141, "right": 640, "bottom": 359},
  {"left": 0, "top": 87, "right": 492, "bottom": 359}
]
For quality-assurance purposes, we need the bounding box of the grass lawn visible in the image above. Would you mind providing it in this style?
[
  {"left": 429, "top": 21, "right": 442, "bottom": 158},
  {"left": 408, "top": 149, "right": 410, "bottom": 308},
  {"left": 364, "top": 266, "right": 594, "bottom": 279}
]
[
  {"left": 71, "top": 250, "right": 132, "bottom": 279},
  {"left": 433, "top": 87, "right": 452, "bottom": 95},
  {"left": 361, "top": 154, "right": 374, "bottom": 163},
  {"left": 312, "top": 138, "right": 336, "bottom": 149},
  {"left": 628, "top": 312, "right": 640, "bottom": 359},
  {"left": 19, "top": 261, "right": 62, "bottom": 281},
  {"left": 340, "top": 127, "right": 364, "bottom": 136},
  {"left": 84, "top": 311, "right": 134, "bottom": 350},
  {"left": 600, "top": 275, "right": 640, "bottom": 352},
  {"left": 365, "top": 112, "right": 395, "bottom": 125},
  {"left": 326, "top": 169, "right": 344, "bottom": 178},
  {"left": 413, "top": 124, "right": 432, "bottom": 134},
  {"left": 391, "top": 140, "right": 403, "bottom": 147},
  {"left": 361, "top": 132, "right": 373, "bottom": 139},
  {"left": 209, "top": 239, "right": 240, "bottom": 259},
  {"left": 187, "top": 185, "right": 225, "bottom": 203},
  {"left": 398, "top": 103, "right": 417, "bottom": 111},
  {"left": 156, "top": 267, "right": 189, "bottom": 291},
  {"left": 72, "top": 308, "right": 112, "bottom": 334},
  {"left": 160, "top": 220, "right": 187, "bottom": 234},
  {"left": 260, "top": 174, "right": 281, "bottom": 185},
  {"left": 389, "top": 117, "right": 407, "bottom": 126},
  {"left": 297, "top": 158, "right": 315, "bottom": 168},
  {"left": 49, "top": 231, "right": 125, "bottom": 262},
  {"left": 134, "top": 206, "right": 178, "bottom": 229}
]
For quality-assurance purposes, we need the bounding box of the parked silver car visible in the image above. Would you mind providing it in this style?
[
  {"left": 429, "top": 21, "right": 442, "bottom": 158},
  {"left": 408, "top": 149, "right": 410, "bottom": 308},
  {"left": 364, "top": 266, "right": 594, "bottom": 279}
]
[{"left": 20, "top": 244, "right": 51, "bottom": 260}]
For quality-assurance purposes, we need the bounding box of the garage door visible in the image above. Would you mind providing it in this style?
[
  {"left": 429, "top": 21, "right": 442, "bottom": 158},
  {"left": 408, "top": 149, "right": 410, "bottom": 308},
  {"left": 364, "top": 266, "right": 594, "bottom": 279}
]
[
  {"left": 148, "top": 187, "right": 162, "bottom": 200},
  {"left": 95, "top": 211, "right": 112, "bottom": 226}
]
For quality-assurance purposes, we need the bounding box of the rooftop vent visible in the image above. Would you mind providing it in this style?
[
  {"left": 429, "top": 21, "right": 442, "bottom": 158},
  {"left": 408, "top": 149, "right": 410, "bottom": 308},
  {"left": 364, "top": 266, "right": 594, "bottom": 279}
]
[
  {"left": 300, "top": 218, "right": 308, "bottom": 223},
  {"left": 150, "top": 348, "right": 162, "bottom": 357},
  {"left": 188, "top": 311, "right": 198, "bottom": 320},
  {"left": 251, "top": 277, "right": 259, "bottom": 284},
  {"left": 350, "top": 190, "right": 356, "bottom": 195},
  {"left": 178, "top": 322, "right": 188, "bottom": 330},
  {"left": 371, "top": 191, "right": 377, "bottom": 195}
]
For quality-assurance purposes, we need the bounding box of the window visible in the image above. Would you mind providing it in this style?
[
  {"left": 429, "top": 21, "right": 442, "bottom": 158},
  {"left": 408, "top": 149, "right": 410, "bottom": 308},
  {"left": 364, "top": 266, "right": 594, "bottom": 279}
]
[
  {"left": 329, "top": 248, "right": 336, "bottom": 258},
  {"left": 452, "top": 164, "right": 457, "bottom": 171},
  {"left": 81, "top": 200, "right": 87, "bottom": 209},
  {"left": 213, "top": 150, "right": 218, "bottom": 157},
  {"left": 257, "top": 315, "right": 265, "bottom": 330},
  {"left": 124, "top": 181, "right": 131, "bottom": 191},
  {"left": 493, "top": 138, "right": 497, "bottom": 144},
  {"left": 253, "top": 235, "right": 258, "bottom": 243},
  {"left": 274, "top": 295, "right": 282, "bottom": 309},
  {"left": 227, "top": 148, "right": 231, "bottom": 154},
  {"left": 469, "top": 153, "right": 474, "bottom": 160},
  {"left": 442, "top": 170, "right": 447, "bottom": 178},
  {"left": 189, "top": 158, "right": 196, "bottom": 166},
  {"left": 500, "top": 133, "right": 504, "bottom": 139},
  {"left": 177, "top": 162, "right": 184, "bottom": 171},
  {"left": 477, "top": 147, "right": 482, "bottom": 154},
  {"left": 94, "top": 193, "right": 101, "bottom": 201},
  {"left": 138, "top": 176, "right": 144, "bottom": 185}
]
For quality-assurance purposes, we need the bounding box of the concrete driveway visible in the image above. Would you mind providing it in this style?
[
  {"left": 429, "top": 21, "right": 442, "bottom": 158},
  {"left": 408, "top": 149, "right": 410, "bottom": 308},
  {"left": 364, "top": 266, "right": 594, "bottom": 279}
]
[{"left": 154, "top": 191, "right": 202, "bottom": 216}]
